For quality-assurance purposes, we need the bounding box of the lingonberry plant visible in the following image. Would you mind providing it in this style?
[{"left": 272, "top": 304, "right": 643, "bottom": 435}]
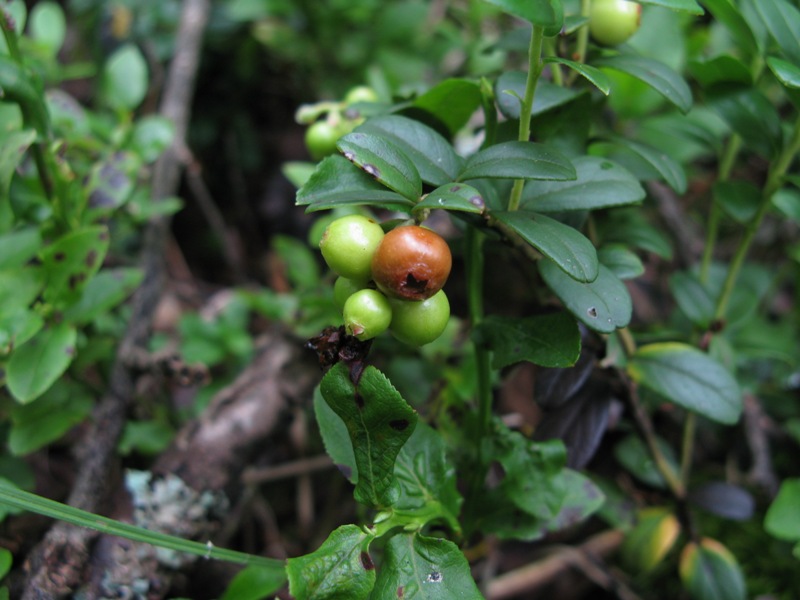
[{"left": 285, "top": 0, "right": 800, "bottom": 598}]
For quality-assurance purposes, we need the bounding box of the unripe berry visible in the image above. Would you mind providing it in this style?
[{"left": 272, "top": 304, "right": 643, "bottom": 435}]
[
  {"left": 389, "top": 290, "right": 450, "bottom": 346},
  {"left": 370, "top": 225, "right": 452, "bottom": 301},
  {"left": 319, "top": 215, "right": 384, "bottom": 281},
  {"left": 589, "top": 0, "right": 642, "bottom": 47},
  {"left": 343, "top": 289, "right": 392, "bottom": 341},
  {"left": 333, "top": 276, "right": 368, "bottom": 311}
]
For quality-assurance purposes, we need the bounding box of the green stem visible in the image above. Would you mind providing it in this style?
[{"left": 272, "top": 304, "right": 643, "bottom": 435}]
[
  {"left": 507, "top": 24, "right": 545, "bottom": 212},
  {"left": 479, "top": 77, "right": 498, "bottom": 150},
  {"left": 546, "top": 38, "right": 563, "bottom": 87},
  {"left": 714, "top": 115, "right": 800, "bottom": 320},
  {"left": 0, "top": 7, "right": 22, "bottom": 63},
  {"left": 700, "top": 135, "right": 742, "bottom": 283},
  {"left": 0, "top": 485, "right": 285, "bottom": 570},
  {"left": 465, "top": 227, "right": 492, "bottom": 510},
  {"left": 680, "top": 412, "right": 696, "bottom": 484},
  {"left": 574, "top": 0, "right": 592, "bottom": 67}
]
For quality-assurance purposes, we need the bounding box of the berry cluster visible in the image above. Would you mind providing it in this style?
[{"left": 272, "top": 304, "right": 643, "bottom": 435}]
[{"left": 319, "top": 215, "right": 452, "bottom": 346}]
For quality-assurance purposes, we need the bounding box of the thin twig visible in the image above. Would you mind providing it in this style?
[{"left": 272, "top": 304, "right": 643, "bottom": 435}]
[
  {"left": 485, "top": 530, "right": 625, "bottom": 600},
  {"left": 241, "top": 455, "right": 334, "bottom": 485},
  {"left": 21, "top": 1, "right": 211, "bottom": 597}
]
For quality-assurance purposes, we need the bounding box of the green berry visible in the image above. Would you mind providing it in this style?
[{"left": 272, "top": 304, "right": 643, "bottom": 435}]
[
  {"left": 333, "top": 276, "right": 368, "bottom": 311},
  {"left": 319, "top": 215, "right": 384, "bottom": 280},
  {"left": 305, "top": 120, "right": 341, "bottom": 160},
  {"left": 389, "top": 290, "right": 450, "bottom": 346},
  {"left": 589, "top": 0, "right": 642, "bottom": 47},
  {"left": 344, "top": 85, "right": 379, "bottom": 105},
  {"left": 343, "top": 289, "right": 392, "bottom": 341}
]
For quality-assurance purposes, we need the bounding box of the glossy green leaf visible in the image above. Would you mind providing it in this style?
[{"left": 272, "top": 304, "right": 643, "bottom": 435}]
[
  {"left": 621, "top": 508, "right": 681, "bottom": 573},
  {"left": 102, "top": 43, "right": 148, "bottom": 111},
  {"left": 713, "top": 180, "right": 761, "bottom": 223},
  {"left": 475, "top": 468, "right": 602, "bottom": 541},
  {"left": 130, "top": 116, "right": 175, "bottom": 163},
  {"left": 767, "top": 56, "right": 800, "bottom": 89},
  {"left": 679, "top": 539, "right": 746, "bottom": 600},
  {"left": 542, "top": 470, "right": 605, "bottom": 533},
  {"left": 8, "top": 381, "right": 92, "bottom": 455},
  {"left": 0, "top": 57, "right": 49, "bottom": 135},
  {"left": 221, "top": 565, "right": 288, "bottom": 600},
  {"left": 416, "top": 183, "right": 486, "bottom": 214},
  {"left": 6, "top": 323, "right": 77, "bottom": 404},
  {"left": 0, "top": 227, "right": 41, "bottom": 269},
  {"left": 700, "top": 0, "right": 759, "bottom": 57},
  {"left": 459, "top": 141, "right": 576, "bottom": 182},
  {"left": 314, "top": 386, "right": 357, "bottom": 484},
  {"left": 627, "top": 343, "right": 742, "bottom": 424},
  {"left": 85, "top": 154, "right": 135, "bottom": 216},
  {"left": 482, "top": 0, "right": 563, "bottom": 35},
  {"left": 370, "top": 532, "right": 483, "bottom": 599},
  {"left": 287, "top": 525, "right": 376, "bottom": 600},
  {"left": 495, "top": 429, "right": 567, "bottom": 520},
  {"left": 764, "top": 478, "right": 800, "bottom": 542},
  {"left": 320, "top": 363, "right": 417, "bottom": 508},
  {"left": 521, "top": 156, "right": 646, "bottom": 212},
  {"left": 338, "top": 132, "right": 422, "bottom": 201},
  {"left": 0, "top": 548, "right": 11, "bottom": 580},
  {"left": 706, "top": 84, "right": 782, "bottom": 158},
  {"left": 544, "top": 58, "right": 611, "bottom": 95},
  {"left": 753, "top": 0, "right": 800, "bottom": 65},
  {"left": 62, "top": 268, "right": 143, "bottom": 325},
  {"left": 411, "top": 78, "right": 482, "bottom": 135},
  {"left": 0, "top": 307, "right": 43, "bottom": 352},
  {"left": 356, "top": 115, "right": 463, "bottom": 185},
  {"left": 492, "top": 211, "right": 598, "bottom": 282},
  {"left": 394, "top": 423, "right": 462, "bottom": 533},
  {"left": 0, "top": 129, "right": 37, "bottom": 217},
  {"left": 29, "top": 2, "right": 66, "bottom": 56},
  {"left": 669, "top": 271, "right": 715, "bottom": 328},
  {"left": 614, "top": 434, "right": 678, "bottom": 489},
  {"left": 39, "top": 226, "right": 110, "bottom": 305},
  {"left": 689, "top": 55, "right": 752, "bottom": 87},
  {"left": 296, "top": 155, "right": 414, "bottom": 212},
  {"left": 496, "top": 72, "right": 581, "bottom": 119},
  {"left": 539, "top": 261, "right": 632, "bottom": 333},
  {"left": 594, "top": 54, "right": 693, "bottom": 114},
  {"left": 639, "top": 0, "right": 703, "bottom": 14},
  {"left": 772, "top": 187, "right": 800, "bottom": 222},
  {"left": 596, "top": 207, "right": 673, "bottom": 259},
  {"left": 473, "top": 312, "right": 580, "bottom": 369},
  {"left": 0, "top": 267, "right": 43, "bottom": 311},
  {"left": 605, "top": 137, "right": 687, "bottom": 193},
  {"left": 598, "top": 245, "right": 644, "bottom": 280}
]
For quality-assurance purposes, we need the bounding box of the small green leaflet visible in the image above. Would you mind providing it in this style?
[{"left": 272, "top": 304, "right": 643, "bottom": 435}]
[
  {"left": 320, "top": 363, "right": 417, "bottom": 508},
  {"left": 356, "top": 115, "right": 463, "bottom": 185},
  {"left": 338, "top": 132, "right": 423, "bottom": 202},
  {"left": 473, "top": 312, "right": 580, "bottom": 369},
  {"left": 539, "top": 260, "right": 632, "bottom": 334},
  {"left": 598, "top": 245, "right": 644, "bottom": 280},
  {"left": 369, "top": 532, "right": 483, "bottom": 599},
  {"left": 6, "top": 322, "right": 77, "bottom": 404},
  {"left": 767, "top": 56, "right": 800, "bottom": 89},
  {"left": 482, "top": 0, "right": 563, "bottom": 36},
  {"left": 604, "top": 137, "right": 687, "bottom": 194},
  {"left": 296, "top": 155, "right": 414, "bottom": 213},
  {"left": 220, "top": 564, "right": 287, "bottom": 600},
  {"left": 458, "top": 141, "right": 576, "bottom": 182},
  {"left": 411, "top": 78, "right": 482, "bottom": 136},
  {"left": 491, "top": 211, "right": 598, "bottom": 282},
  {"left": 679, "top": 539, "right": 746, "bottom": 600},
  {"left": 638, "top": 0, "right": 704, "bottom": 15},
  {"left": 627, "top": 342, "right": 743, "bottom": 425},
  {"left": 287, "top": 525, "right": 377, "bottom": 600},
  {"left": 543, "top": 58, "right": 611, "bottom": 95},
  {"left": 521, "top": 156, "right": 646, "bottom": 212},
  {"left": 39, "top": 225, "right": 110, "bottom": 306},
  {"left": 594, "top": 54, "right": 693, "bottom": 114},
  {"left": 416, "top": 183, "right": 485, "bottom": 214}
]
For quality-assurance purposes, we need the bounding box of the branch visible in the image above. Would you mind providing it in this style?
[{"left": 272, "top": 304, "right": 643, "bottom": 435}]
[{"left": 21, "top": 1, "right": 211, "bottom": 597}]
